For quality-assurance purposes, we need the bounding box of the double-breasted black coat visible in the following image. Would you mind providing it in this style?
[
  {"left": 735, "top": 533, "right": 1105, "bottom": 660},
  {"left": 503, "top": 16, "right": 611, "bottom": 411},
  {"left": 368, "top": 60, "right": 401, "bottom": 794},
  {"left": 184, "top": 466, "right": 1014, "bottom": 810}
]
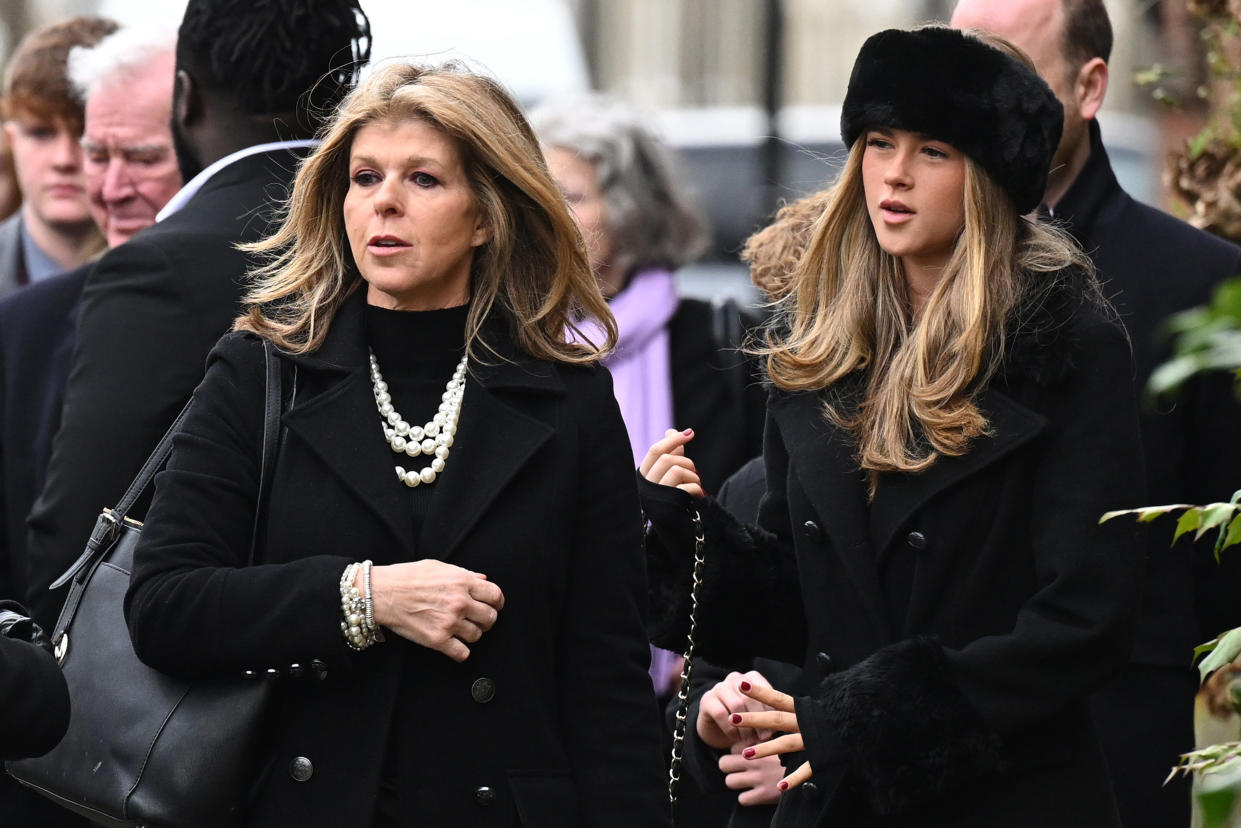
[
  {"left": 645, "top": 273, "right": 1146, "bottom": 827},
  {"left": 124, "top": 295, "right": 672, "bottom": 828}
]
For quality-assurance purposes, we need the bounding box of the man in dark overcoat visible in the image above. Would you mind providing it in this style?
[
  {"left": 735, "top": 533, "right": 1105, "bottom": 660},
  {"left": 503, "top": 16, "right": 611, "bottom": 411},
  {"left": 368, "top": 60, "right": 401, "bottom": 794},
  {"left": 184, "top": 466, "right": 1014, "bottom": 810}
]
[
  {"left": 952, "top": 2, "right": 1241, "bottom": 825},
  {"left": 24, "top": 0, "right": 372, "bottom": 631}
]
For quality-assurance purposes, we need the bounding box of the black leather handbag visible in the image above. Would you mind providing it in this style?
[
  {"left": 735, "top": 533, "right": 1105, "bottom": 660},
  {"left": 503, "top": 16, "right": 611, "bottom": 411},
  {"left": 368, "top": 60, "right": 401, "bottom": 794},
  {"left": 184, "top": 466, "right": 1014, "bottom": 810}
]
[{"left": 8, "top": 340, "right": 284, "bottom": 828}]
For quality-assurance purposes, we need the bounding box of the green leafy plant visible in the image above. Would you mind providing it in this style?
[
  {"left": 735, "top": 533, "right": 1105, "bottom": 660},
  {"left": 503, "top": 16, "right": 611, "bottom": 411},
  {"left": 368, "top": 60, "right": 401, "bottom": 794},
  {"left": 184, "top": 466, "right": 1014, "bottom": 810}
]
[
  {"left": 1149, "top": 278, "right": 1241, "bottom": 399},
  {"left": 1100, "top": 491, "right": 1241, "bottom": 563}
]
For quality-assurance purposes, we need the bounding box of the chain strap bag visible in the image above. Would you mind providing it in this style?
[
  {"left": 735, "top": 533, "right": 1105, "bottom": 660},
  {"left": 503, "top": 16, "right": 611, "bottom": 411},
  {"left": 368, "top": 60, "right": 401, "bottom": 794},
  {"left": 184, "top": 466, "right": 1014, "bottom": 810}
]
[
  {"left": 7, "top": 340, "right": 284, "bottom": 828},
  {"left": 667, "top": 508, "right": 706, "bottom": 805}
]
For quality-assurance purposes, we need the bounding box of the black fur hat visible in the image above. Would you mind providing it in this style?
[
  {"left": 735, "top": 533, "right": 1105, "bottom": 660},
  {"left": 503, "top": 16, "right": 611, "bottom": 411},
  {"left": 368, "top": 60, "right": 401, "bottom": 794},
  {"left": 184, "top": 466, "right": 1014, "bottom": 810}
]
[{"left": 840, "top": 26, "right": 1063, "bottom": 214}]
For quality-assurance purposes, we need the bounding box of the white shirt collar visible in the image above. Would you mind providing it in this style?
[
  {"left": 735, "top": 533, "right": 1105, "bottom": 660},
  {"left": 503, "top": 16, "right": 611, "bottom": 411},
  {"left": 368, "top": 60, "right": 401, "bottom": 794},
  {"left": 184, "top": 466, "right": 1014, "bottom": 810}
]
[{"left": 156, "top": 139, "right": 318, "bottom": 222}]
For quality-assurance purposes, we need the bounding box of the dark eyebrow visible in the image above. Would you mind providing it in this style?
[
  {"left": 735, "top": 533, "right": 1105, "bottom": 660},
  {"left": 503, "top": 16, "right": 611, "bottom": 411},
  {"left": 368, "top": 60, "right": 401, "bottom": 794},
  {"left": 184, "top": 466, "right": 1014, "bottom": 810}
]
[{"left": 349, "top": 153, "right": 444, "bottom": 169}]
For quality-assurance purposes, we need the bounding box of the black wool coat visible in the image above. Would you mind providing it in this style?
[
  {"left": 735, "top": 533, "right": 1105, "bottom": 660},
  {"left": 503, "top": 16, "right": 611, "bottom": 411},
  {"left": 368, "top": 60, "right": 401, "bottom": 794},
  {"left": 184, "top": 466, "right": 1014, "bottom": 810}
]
[
  {"left": 124, "top": 295, "right": 671, "bottom": 828},
  {"left": 644, "top": 273, "right": 1146, "bottom": 827}
]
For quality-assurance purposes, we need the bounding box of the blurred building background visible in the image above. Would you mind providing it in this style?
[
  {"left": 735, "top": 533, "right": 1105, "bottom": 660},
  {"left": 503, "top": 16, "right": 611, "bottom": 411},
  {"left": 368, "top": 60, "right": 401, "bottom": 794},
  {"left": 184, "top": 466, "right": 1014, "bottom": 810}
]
[{"left": 0, "top": 1, "right": 1209, "bottom": 300}]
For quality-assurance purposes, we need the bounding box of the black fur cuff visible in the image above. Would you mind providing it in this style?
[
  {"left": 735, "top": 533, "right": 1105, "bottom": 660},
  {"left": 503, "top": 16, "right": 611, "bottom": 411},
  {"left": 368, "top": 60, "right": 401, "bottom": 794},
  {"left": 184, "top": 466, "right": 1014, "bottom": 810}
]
[{"left": 799, "top": 636, "right": 1005, "bottom": 815}]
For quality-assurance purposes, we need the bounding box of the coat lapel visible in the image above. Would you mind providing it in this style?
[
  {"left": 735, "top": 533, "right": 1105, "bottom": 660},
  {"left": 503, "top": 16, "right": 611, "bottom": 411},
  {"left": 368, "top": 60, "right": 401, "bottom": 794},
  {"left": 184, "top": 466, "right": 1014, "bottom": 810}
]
[
  {"left": 418, "top": 357, "right": 558, "bottom": 561},
  {"left": 281, "top": 366, "right": 416, "bottom": 551},
  {"left": 279, "top": 294, "right": 415, "bottom": 551},
  {"left": 770, "top": 390, "right": 893, "bottom": 645},
  {"left": 280, "top": 294, "right": 562, "bottom": 562},
  {"left": 868, "top": 386, "right": 1047, "bottom": 558}
]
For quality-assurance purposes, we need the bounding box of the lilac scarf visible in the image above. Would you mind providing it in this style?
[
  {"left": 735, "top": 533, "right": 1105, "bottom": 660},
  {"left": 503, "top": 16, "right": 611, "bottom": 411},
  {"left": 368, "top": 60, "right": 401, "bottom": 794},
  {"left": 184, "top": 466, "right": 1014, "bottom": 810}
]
[
  {"left": 576, "top": 268, "right": 683, "bottom": 691},
  {"left": 577, "top": 268, "right": 681, "bottom": 465}
]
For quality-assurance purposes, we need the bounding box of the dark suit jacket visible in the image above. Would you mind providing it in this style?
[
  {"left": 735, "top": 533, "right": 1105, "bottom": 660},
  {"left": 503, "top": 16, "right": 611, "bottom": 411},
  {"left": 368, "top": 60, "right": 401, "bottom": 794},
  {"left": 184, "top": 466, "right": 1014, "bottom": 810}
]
[
  {"left": 645, "top": 273, "right": 1145, "bottom": 827},
  {"left": 1055, "top": 121, "right": 1241, "bottom": 660},
  {"left": 25, "top": 149, "right": 304, "bottom": 628},
  {"left": 0, "top": 266, "right": 92, "bottom": 828},
  {"left": 0, "top": 263, "right": 90, "bottom": 601},
  {"left": 123, "top": 294, "right": 671, "bottom": 827}
]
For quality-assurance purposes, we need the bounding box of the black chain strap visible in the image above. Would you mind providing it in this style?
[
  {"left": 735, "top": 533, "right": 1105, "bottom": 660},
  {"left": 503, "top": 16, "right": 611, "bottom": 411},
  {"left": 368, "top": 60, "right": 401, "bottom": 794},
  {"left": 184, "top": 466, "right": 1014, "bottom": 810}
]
[{"left": 668, "top": 508, "right": 706, "bottom": 804}]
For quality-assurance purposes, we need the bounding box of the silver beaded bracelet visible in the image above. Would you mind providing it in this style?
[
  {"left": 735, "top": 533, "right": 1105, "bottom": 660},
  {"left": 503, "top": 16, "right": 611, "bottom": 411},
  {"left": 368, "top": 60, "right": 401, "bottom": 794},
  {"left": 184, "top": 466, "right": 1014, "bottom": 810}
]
[{"left": 339, "top": 560, "right": 382, "bottom": 651}]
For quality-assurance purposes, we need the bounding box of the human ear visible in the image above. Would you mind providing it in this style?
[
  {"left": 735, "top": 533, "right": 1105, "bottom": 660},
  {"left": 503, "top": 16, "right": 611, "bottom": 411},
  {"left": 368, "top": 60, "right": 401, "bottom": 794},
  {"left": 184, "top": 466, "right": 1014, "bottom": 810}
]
[
  {"left": 173, "top": 70, "right": 199, "bottom": 128},
  {"left": 471, "top": 214, "right": 491, "bottom": 247},
  {"left": 1075, "top": 57, "right": 1108, "bottom": 121}
]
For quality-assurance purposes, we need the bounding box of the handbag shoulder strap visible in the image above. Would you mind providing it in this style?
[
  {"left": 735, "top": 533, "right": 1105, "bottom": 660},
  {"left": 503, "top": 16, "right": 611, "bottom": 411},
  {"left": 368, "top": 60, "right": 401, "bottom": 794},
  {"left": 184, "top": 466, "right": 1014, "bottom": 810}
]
[
  {"left": 248, "top": 340, "right": 282, "bottom": 566},
  {"left": 50, "top": 339, "right": 283, "bottom": 590}
]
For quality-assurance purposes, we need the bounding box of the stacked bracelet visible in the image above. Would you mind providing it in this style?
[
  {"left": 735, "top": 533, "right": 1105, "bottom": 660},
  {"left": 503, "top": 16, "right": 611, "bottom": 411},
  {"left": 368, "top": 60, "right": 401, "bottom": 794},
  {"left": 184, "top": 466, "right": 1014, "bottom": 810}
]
[{"left": 339, "top": 560, "right": 383, "bottom": 651}]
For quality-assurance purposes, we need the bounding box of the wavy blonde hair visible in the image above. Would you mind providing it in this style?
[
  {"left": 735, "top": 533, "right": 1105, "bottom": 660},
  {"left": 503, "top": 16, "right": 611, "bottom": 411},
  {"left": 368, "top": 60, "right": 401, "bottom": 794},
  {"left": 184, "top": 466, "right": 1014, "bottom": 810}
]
[
  {"left": 236, "top": 61, "right": 615, "bottom": 363},
  {"left": 761, "top": 145, "right": 1091, "bottom": 476}
]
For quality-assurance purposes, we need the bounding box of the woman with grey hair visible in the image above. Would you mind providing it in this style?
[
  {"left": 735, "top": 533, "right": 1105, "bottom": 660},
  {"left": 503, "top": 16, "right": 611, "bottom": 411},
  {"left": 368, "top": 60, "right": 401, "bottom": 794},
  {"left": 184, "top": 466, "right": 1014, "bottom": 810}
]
[{"left": 532, "top": 94, "right": 765, "bottom": 705}]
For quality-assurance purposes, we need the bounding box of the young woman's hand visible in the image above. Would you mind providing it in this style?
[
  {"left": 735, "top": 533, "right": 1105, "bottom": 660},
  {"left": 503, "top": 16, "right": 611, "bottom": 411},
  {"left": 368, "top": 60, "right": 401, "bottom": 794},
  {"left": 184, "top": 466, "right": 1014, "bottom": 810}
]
[
  {"left": 640, "top": 427, "right": 705, "bottom": 498},
  {"left": 719, "top": 742, "right": 785, "bottom": 807},
  {"left": 368, "top": 560, "right": 505, "bottom": 662},
  {"left": 697, "top": 669, "right": 776, "bottom": 749},
  {"left": 730, "top": 681, "right": 813, "bottom": 793}
]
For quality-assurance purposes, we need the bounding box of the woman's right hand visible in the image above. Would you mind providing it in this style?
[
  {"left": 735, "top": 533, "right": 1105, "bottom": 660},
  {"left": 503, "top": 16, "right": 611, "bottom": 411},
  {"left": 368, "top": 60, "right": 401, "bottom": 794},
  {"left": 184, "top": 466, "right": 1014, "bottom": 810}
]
[
  {"left": 640, "top": 428, "right": 704, "bottom": 498},
  {"left": 368, "top": 560, "right": 505, "bottom": 662}
]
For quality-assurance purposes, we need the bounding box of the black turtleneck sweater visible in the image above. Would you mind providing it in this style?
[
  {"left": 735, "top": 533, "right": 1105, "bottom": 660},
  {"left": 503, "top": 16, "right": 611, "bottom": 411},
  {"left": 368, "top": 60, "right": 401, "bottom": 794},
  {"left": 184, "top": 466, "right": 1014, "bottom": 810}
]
[
  {"left": 366, "top": 302, "right": 470, "bottom": 827},
  {"left": 364, "top": 302, "right": 468, "bottom": 544}
]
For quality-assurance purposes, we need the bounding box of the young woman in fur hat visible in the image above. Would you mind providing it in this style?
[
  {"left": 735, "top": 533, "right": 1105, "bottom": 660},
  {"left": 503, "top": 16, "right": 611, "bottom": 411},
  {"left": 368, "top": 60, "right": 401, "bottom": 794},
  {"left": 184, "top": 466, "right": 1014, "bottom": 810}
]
[{"left": 641, "top": 26, "right": 1144, "bottom": 827}]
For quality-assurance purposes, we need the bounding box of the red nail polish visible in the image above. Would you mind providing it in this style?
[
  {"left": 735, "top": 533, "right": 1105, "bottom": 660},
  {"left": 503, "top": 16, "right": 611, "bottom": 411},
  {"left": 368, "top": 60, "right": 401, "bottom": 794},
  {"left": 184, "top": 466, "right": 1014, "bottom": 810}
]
[
  {"left": 730, "top": 713, "right": 743, "bottom": 725},
  {"left": 682, "top": 428, "right": 693, "bottom": 436},
  {"left": 777, "top": 781, "right": 788, "bottom": 792},
  {"left": 742, "top": 747, "right": 756, "bottom": 759},
  {"left": 739, "top": 680, "right": 752, "bottom": 692}
]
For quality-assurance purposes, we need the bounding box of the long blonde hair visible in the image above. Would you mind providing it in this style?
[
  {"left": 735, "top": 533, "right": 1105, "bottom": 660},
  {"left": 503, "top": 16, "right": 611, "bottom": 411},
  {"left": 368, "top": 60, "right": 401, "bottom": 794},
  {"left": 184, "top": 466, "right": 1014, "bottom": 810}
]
[
  {"left": 236, "top": 61, "right": 615, "bottom": 363},
  {"left": 762, "top": 145, "right": 1091, "bottom": 475}
]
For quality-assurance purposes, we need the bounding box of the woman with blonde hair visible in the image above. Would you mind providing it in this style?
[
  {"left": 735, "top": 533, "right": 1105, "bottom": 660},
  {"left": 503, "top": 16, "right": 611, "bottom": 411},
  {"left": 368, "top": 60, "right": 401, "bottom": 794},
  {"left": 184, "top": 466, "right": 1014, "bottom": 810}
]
[
  {"left": 641, "top": 27, "right": 1144, "bottom": 827},
  {"left": 124, "top": 62, "right": 671, "bottom": 827}
]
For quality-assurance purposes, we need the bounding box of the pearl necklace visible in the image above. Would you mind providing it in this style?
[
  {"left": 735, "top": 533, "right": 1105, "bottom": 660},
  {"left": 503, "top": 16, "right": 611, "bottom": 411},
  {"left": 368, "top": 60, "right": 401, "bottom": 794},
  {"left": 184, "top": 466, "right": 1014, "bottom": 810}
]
[{"left": 369, "top": 349, "right": 467, "bottom": 487}]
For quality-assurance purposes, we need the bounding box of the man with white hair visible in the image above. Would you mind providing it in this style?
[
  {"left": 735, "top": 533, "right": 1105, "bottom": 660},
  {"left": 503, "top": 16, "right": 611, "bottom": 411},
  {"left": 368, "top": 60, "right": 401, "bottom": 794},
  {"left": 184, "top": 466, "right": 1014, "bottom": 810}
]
[
  {"left": 0, "top": 27, "right": 181, "bottom": 817},
  {"left": 71, "top": 28, "right": 181, "bottom": 247}
]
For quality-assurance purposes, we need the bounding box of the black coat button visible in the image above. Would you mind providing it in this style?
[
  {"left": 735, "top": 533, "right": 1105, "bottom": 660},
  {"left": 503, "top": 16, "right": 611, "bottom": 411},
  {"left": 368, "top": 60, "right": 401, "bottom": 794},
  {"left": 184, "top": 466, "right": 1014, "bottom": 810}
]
[
  {"left": 802, "top": 520, "right": 823, "bottom": 542},
  {"left": 289, "top": 756, "right": 313, "bottom": 782},
  {"left": 473, "top": 786, "right": 496, "bottom": 806},
  {"left": 287, "top": 663, "right": 305, "bottom": 679},
  {"left": 471, "top": 677, "right": 496, "bottom": 704},
  {"left": 802, "top": 780, "right": 820, "bottom": 800},
  {"left": 309, "top": 659, "right": 328, "bottom": 680},
  {"left": 906, "top": 531, "right": 928, "bottom": 550},
  {"left": 816, "top": 652, "right": 834, "bottom": 673}
]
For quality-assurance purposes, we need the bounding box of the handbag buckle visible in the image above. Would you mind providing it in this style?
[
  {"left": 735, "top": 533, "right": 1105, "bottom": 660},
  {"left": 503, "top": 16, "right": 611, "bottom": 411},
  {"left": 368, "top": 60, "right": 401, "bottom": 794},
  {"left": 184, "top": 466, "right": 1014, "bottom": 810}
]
[{"left": 53, "top": 632, "right": 68, "bottom": 666}]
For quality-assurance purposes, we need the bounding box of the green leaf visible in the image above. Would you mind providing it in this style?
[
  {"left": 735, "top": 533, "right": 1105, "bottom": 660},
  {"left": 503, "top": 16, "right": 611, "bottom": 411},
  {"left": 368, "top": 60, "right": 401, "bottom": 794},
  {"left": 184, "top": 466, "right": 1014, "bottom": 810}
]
[
  {"left": 1199, "top": 627, "right": 1241, "bottom": 682},
  {"left": 1198, "top": 503, "right": 1239, "bottom": 541},
  {"left": 1198, "top": 634, "right": 1226, "bottom": 666},
  {"left": 1190, "top": 129, "right": 1214, "bottom": 160},
  {"left": 1099, "top": 504, "right": 1187, "bottom": 525},
  {"left": 1150, "top": 355, "right": 1207, "bottom": 396},
  {"left": 1198, "top": 760, "right": 1241, "bottom": 828},
  {"left": 1222, "top": 515, "right": 1241, "bottom": 555},
  {"left": 1138, "top": 505, "right": 1184, "bottom": 523},
  {"left": 1176, "top": 509, "right": 1204, "bottom": 545}
]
